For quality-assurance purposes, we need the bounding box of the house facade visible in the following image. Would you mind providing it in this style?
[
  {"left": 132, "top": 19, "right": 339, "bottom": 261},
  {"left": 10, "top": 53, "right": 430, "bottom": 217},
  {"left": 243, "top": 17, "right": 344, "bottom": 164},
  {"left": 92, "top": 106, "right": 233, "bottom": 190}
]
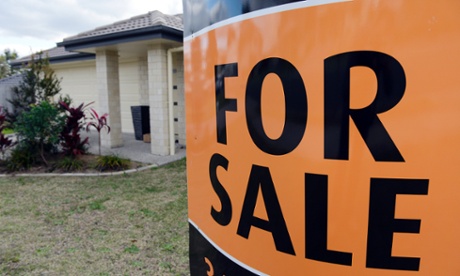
[
  {"left": 0, "top": 73, "right": 23, "bottom": 112},
  {"left": 12, "top": 11, "right": 185, "bottom": 156}
]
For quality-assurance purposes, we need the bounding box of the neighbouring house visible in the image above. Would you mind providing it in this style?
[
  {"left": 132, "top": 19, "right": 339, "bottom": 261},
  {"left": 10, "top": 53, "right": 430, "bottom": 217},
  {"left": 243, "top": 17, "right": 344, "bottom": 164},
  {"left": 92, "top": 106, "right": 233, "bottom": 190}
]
[
  {"left": 10, "top": 10, "right": 184, "bottom": 156},
  {"left": 0, "top": 73, "right": 23, "bottom": 112}
]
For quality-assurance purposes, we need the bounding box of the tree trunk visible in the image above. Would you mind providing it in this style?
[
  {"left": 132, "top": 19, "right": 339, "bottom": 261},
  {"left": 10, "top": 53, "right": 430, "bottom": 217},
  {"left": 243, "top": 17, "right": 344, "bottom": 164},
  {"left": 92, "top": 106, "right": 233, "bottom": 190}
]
[{"left": 40, "top": 142, "right": 48, "bottom": 166}]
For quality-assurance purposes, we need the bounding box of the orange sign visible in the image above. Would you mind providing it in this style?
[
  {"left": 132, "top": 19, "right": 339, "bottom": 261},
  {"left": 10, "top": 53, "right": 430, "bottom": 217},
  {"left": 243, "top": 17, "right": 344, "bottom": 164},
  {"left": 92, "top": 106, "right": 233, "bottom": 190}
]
[{"left": 184, "top": 0, "right": 460, "bottom": 275}]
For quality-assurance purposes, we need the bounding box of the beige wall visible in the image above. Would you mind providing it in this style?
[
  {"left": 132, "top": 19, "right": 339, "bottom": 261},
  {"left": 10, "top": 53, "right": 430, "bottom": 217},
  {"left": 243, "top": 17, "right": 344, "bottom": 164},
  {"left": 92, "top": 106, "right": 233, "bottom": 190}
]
[
  {"left": 53, "top": 61, "right": 98, "bottom": 108},
  {"left": 53, "top": 59, "right": 140, "bottom": 134},
  {"left": 51, "top": 50, "right": 185, "bottom": 149}
]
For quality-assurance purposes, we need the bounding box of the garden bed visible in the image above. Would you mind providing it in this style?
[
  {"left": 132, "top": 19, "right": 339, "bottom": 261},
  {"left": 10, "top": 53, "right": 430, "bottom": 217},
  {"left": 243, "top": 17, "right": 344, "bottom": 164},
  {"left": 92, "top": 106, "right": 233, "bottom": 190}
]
[{"left": 0, "top": 153, "right": 147, "bottom": 174}]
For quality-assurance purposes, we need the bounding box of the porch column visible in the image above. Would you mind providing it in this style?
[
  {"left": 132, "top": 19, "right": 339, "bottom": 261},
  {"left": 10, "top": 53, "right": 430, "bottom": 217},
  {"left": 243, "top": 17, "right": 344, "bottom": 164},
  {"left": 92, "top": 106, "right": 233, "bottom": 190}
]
[
  {"left": 96, "top": 50, "right": 123, "bottom": 148},
  {"left": 147, "top": 44, "right": 170, "bottom": 155}
]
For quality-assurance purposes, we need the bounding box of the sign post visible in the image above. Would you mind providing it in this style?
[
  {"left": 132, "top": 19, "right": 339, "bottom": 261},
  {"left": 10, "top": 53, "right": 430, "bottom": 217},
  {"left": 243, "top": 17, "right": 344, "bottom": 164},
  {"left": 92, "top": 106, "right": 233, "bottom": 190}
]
[{"left": 184, "top": 1, "right": 460, "bottom": 274}]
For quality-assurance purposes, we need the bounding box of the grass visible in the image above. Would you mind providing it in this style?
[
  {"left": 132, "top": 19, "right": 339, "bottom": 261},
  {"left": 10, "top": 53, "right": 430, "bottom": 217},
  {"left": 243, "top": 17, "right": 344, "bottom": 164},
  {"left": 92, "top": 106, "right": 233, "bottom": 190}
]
[
  {"left": 2, "top": 128, "right": 14, "bottom": 135},
  {"left": 0, "top": 158, "right": 189, "bottom": 275}
]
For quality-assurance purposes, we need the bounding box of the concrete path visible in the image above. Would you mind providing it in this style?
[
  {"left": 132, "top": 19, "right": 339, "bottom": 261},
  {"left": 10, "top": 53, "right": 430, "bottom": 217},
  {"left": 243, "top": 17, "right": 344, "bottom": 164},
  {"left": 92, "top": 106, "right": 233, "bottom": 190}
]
[{"left": 83, "top": 131, "right": 186, "bottom": 166}]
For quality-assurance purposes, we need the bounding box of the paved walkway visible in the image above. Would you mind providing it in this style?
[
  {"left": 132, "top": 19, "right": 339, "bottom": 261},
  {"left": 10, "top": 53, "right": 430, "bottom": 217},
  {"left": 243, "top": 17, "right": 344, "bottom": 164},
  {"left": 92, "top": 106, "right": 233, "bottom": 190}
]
[{"left": 83, "top": 131, "right": 186, "bottom": 166}]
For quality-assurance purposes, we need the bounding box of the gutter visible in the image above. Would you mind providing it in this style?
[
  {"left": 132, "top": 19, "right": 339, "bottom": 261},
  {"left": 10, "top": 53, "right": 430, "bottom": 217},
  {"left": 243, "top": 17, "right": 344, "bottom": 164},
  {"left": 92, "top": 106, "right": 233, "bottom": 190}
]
[
  {"left": 10, "top": 52, "right": 95, "bottom": 69},
  {"left": 58, "top": 25, "right": 183, "bottom": 52},
  {"left": 167, "top": 46, "right": 184, "bottom": 155}
]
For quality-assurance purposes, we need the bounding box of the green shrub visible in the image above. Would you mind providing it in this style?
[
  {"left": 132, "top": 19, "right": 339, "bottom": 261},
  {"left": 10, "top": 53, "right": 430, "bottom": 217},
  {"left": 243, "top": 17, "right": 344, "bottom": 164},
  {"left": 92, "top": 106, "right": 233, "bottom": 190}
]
[
  {"left": 0, "top": 107, "right": 15, "bottom": 159},
  {"left": 95, "top": 155, "right": 129, "bottom": 171},
  {"left": 7, "top": 144, "right": 37, "bottom": 171},
  {"left": 15, "top": 101, "right": 65, "bottom": 166},
  {"left": 56, "top": 156, "right": 84, "bottom": 172}
]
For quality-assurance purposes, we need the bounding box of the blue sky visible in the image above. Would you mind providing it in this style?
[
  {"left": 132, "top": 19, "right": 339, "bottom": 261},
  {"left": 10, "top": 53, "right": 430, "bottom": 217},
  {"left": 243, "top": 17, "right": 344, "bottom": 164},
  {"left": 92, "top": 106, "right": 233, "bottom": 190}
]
[{"left": 0, "top": 0, "right": 183, "bottom": 57}]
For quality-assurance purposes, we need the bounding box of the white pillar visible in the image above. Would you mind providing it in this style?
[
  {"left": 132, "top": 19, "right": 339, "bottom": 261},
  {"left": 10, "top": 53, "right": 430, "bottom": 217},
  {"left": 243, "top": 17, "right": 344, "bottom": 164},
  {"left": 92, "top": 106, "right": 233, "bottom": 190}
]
[
  {"left": 147, "top": 44, "right": 169, "bottom": 155},
  {"left": 173, "top": 51, "right": 186, "bottom": 146},
  {"left": 96, "top": 50, "right": 123, "bottom": 148},
  {"left": 138, "top": 57, "right": 149, "bottom": 105}
]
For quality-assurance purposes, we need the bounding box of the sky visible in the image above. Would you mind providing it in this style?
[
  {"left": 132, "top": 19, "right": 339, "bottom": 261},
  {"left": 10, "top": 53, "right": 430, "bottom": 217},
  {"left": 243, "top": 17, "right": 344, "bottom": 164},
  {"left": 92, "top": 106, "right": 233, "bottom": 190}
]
[{"left": 0, "top": 0, "right": 183, "bottom": 58}]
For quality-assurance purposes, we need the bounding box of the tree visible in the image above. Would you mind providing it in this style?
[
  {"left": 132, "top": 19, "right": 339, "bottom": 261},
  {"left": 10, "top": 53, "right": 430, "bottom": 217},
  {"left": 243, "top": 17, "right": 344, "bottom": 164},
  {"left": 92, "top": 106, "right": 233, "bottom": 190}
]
[
  {"left": 15, "top": 101, "right": 65, "bottom": 166},
  {"left": 0, "top": 48, "right": 18, "bottom": 79},
  {"left": 7, "top": 52, "right": 61, "bottom": 124}
]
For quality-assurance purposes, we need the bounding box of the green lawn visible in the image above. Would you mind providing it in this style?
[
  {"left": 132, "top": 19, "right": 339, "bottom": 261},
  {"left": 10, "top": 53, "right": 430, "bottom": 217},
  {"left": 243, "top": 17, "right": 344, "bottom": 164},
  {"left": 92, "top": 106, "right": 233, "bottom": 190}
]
[
  {"left": 0, "top": 159, "right": 189, "bottom": 275},
  {"left": 1, "top": 128, "right": 14, "bottom": 135}
]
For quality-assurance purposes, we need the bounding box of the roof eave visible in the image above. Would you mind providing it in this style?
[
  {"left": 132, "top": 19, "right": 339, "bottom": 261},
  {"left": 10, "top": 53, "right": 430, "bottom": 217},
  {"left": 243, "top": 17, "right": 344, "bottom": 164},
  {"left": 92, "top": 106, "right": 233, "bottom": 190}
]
[
  {"left": 10, "top": 52, "right": 95, "bottom": 69},
  {"left": 57, "top": 25, "right": 183, "bottom": 52},
  {"left": 48, "top": 53, "right": 96, "bottom": 64}
]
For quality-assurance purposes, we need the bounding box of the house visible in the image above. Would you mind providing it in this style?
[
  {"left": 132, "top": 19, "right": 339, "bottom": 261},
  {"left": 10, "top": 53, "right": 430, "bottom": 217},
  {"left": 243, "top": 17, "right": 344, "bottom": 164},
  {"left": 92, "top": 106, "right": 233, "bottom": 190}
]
[
  {"left": 11, "top": 11, "right": 184, "bottom": 156},
  {"left": 0, "top": 73, "right": 23, "bottom": 112}
]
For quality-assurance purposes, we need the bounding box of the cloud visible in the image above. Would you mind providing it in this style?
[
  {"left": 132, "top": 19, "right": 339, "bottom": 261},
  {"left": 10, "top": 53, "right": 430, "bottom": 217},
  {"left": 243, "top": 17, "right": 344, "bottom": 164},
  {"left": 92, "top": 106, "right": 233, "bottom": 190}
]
[{"left": 0, "top": 0, "right": 183, "bottom": 56}]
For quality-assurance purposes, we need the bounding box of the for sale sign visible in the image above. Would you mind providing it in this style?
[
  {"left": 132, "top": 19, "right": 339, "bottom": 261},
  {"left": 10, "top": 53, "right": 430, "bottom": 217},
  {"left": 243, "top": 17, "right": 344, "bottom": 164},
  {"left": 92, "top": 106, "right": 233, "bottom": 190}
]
[{"left": 184, "top": 0, "right": 460, "bottom": 275}]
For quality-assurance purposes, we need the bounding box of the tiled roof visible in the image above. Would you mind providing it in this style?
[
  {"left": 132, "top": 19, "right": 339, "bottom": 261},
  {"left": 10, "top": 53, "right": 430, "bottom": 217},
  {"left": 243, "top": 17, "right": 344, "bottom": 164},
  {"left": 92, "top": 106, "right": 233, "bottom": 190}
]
[
  {"left": 10, "top": 47, "right": 94, "bottom": 68},
  {"left": 11, "top": 10, "right": 182, "bottom": 66},
  {"left": 64, "top": 10, "right": 183, "bottom": 42},
  {"left": 13, "top": 47, "right": 80, "bottom": 64},
  {"left": 0, "top": 72, "right": 24, "bottom": 85}
]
